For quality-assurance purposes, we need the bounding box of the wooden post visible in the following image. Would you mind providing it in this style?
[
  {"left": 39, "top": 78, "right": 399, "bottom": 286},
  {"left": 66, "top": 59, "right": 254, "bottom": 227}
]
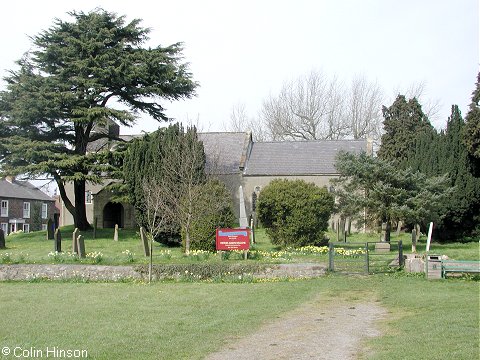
[
  {"left": 148, "top": 233, "right": 153, "bottom": 284},
  {"left": 47, "top": 218, "right": 54, "bottom": 240},
  {"left": 114, "top": 224, "right": 119, "bottom": 241},
  {"left": 336, "top": 219, "right": 340, "bottom": 242},
  {"left": 328, "top": 243, "right": 334, "bottom": 272},
  {"left": 411, "top": 229, "right": 417, "bottom": 253},
  {"left": 140, "top": 227, "right": 150, "bottom": 257},
  {"left": 339, "top": 218, "right": 345, "bottom": 238},
  {"left": 54, "top": 228, "right": 62, "bottom": 253},
  {"left": 0, "top": 229, "right": 5, "bottom": 249},
  {"left": 72, "top": 228, "right": 79, "bottom": 254},
  {"left": 93, "top": 217, "right": 97, "bottom": 240},
  {"left": 398, "top": 240, "right": 404, "bottom": 267},
  {"left": 77, "top": 235, "right": 86, "bottom": 258}
]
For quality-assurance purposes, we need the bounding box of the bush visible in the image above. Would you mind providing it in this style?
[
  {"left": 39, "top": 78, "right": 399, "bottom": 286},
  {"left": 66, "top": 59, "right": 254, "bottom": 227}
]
[
  {"left": 257, "top": 179, "right": 334, "bottom": 247},
  {"left": 183, "top": 179, "right": 236, "bottom": 252}
]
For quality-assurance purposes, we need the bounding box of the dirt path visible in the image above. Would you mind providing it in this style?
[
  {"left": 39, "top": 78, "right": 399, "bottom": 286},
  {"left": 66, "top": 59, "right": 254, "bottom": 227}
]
[{"left": 205, "top": 298, "right": 387, "bottom": 360}]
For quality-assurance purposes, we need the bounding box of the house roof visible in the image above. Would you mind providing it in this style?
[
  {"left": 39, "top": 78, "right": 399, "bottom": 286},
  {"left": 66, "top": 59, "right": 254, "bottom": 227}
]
[
  {"left": 0, "top": 178, "right": 54, "bottom": 202},
  {"left": 243, "top": 139, "right": 367, "bottom": 176},
  {"left": 199, "top": 132, "right": 252, "bottom": 175}
]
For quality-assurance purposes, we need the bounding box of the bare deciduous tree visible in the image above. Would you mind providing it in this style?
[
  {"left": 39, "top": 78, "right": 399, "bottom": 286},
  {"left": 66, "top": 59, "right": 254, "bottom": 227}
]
[
  {"left": 224, "top": 103, "right": 270, "bottom": 141},
  {"left": 345, "top": 75, "right": 384, "bottom": 143},
  {"left": 394, "top": 81, "right": 442, "bottom": 122},
  {"left": 226, "top": 71, "right": 388, "bottom": 143},
  {"left": 142, "top": 178, "right": 173, "bottom": 282},
  {"left": 141, "top": 129, "right": 235, "bottom": 255},
  {"left": 258, "top": 70, "right": 385, "bottom": 142},
  {"left": 261, "top": 70, "right": 345, "bottom": 140}
]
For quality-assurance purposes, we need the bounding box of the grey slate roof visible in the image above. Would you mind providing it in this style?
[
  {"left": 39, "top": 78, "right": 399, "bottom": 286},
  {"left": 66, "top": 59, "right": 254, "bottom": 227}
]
[
  {"left": 0, "top": 179, "right": 54, "bottom": 202},
  {"left": 199, "top": 132, "right": 251, "bottom": 174},
  {"left": 243, "top": 140, "right": 367, "bottom": 176}
]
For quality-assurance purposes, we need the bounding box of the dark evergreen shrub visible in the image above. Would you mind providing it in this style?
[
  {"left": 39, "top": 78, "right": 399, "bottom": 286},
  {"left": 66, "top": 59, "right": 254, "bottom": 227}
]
[{"left": 257, "top": 179, "right": 334, "bottom": 247}]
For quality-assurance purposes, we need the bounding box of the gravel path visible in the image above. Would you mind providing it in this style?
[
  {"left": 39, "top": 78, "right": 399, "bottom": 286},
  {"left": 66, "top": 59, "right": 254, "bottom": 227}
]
[{"left": 205, "top": 298, "right": 387, "bottom": 360}]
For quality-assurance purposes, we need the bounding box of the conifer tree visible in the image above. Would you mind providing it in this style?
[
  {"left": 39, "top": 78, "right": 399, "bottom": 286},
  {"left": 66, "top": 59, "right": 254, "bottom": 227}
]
[
  {"left": 0, "top": 10, "right": 197, "bottom": 230},
  {"left": 439, "top": 106, "right": 480, "bottom": 239},
  {"left": 333, "top": 151, "right": 450, "bottom": 242},
  {"left": 378, "top": 95, "right": 433, "bottom": 165},
  {"left": 463, "top": 72, "right": 480, "bottom": 167}
]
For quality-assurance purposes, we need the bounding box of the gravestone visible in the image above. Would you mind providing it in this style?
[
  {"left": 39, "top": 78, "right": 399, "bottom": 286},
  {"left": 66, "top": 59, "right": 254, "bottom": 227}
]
[
  {"left": 54, "top": 228, "right": 62, "bottom": 253},
  {"left": 411, "top": 229, "right": 417, "bottom": 253},
  {"left": 380, "top": 222, "right": 387, "bottom": 242},
  {"left": 77, "top": 235, "right": 86, "bottom": 258},
  {"left": 140, "top": 227, "right": 150, "bottom": 257},
  {"left": 47, "top": 218, "right": 54, "bottom": 240},
  {"left": 0, "top": 229, "right": 5, "bottom": 249},
  {"left": 72, "top": 228, "right": 79, "bottom": 254},
  {"left": 114, "top": 224, "right": 119, "bottom": 241},
  {"left": 396, "top": 221, "right": 403, "bottom": 236}
]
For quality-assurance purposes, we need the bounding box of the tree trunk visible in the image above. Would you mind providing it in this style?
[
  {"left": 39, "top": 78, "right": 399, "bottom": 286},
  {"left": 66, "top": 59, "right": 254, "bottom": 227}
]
[{"left": 74, "top": 180, "right": 91, "bottom": 230}]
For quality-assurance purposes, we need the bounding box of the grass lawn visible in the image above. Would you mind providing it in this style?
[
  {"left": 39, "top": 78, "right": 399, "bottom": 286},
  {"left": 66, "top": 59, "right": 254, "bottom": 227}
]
[
  {"left": 0, "top": 276, "right": 478, "bottom": 359},
  {"left": 2, "top": 226, "right": 478, "bottom": 265}
]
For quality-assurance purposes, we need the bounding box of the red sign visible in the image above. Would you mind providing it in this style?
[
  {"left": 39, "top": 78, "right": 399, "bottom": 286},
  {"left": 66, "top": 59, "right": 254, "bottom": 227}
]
[{"left": 216, "top": 228, "right": 250, "bottom": 251}]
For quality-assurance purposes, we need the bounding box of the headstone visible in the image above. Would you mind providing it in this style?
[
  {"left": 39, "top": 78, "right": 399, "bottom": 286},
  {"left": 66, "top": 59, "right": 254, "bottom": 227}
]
[
  {"left": 0, "top": 229, "right": 5, "bottom": 249},
  {"left": 238, "top": 186, "right": 248, "bottom": 227},
  {"left": 140, "top": 227, "right": 150, "bottom": 257},
  {"left": 411, "top": 229, "right": 417, "bottom": 253},
  {"left": 396, "top": 221, "right": 403, "bottom": 236},
  {"left": 93, "top": 217, "right": 97, "bottom": 240},
  {"left": 114, "top": 224, "right": 119, "bottom": 241},
  {"left": 54, "top": 228, "right": 62, "bottom": 253},
  {"left": 77, "top": 235, "right": 86, "bottom": 258},
  {"left": 72, "top": 228, "right": 79, "bottom": 254},
  {"left": 250, "top": 218, "right": 255, "bottom": 244},
  {"left": 380, "top": 222, "right": 387, "bottom": 242},
  {"left": 47, "top": 218, "right": 54, "bottom": 240}
]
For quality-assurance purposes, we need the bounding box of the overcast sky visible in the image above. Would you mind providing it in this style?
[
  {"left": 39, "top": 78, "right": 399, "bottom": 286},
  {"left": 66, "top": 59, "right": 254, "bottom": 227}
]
[{"left": 1, "top": 0, "right": 478, "bottom": 135}]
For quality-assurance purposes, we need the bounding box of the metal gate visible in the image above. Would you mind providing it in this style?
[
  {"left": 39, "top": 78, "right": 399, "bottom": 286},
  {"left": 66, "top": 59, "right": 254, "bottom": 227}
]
[{"left": 328, "top": 241, "right": 403, "bottom": 274}]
